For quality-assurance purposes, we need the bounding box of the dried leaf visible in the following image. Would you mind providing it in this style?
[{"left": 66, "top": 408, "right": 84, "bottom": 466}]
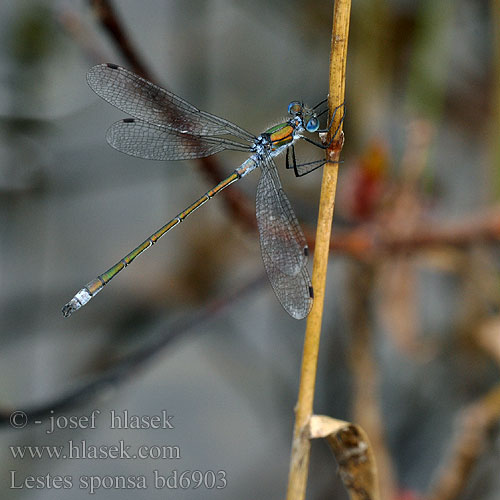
[{"left": 309, "top": 415, "right": 380, "bottom": 500}]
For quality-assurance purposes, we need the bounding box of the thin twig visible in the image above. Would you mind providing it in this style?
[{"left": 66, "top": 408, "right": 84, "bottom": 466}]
[
  {"left": 427, "top": 384, "right": 500, "bottom": 500},
  {"left": 87, "top": 0, "right": 256, "bottom": 232},
  {"left": 0, "top": 276, "right": 265, "bottom": 427},
  {"left": 426, "top": 310, "right": 500, "bottom": 500},
  {"left": 286, "top": 2, "right": 351, "bottom": 499},
  {"left": 321, "top": 207, "right": 500, "bottom": 258},
  {"left": 58, "top": 8, "right": 110, "bottom": 64},
  {"left": 88, "top": 0, "right": 152, "bottom": 79}
]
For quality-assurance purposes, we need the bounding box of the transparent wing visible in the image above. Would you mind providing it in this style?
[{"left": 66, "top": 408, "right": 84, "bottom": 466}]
[
  {"left": 261, "top": 246, "right": 313, "bottom": 320},
  {"left": 256, "top": 155, "right": 312, "bottom": 319},
  {"left": 87, "top": 64, "right": 256, "bottom": 142},
  {"left": 106, "top": 119, "right": 250, "bottom": 160},
  {"left": 256, "top": 155, "right": 308, "bottom": 276}
]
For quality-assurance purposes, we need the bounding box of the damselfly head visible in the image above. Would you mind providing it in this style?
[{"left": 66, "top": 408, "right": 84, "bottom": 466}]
[
  {"left": 287, "top": 101, "right": 303, "bottom": 115},
  {"left": 301, "top": 105, "right": 320, "bottom": 133},
  {"left": 288, "top": 101, "right": 319, "bottom": 132}
]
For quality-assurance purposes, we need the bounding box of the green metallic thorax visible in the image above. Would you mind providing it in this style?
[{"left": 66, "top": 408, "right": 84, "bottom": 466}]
[{"left": 265, "top": 122, "right": 295, "bottom": 150}]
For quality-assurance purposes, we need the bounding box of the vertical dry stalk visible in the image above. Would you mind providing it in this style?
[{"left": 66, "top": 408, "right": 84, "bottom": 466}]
[
  {"left": 286, "top": 2, "right": 351, "bottom": 499},
  {"left": 347, "top": 262, "right": 397, "bottom": 500}
]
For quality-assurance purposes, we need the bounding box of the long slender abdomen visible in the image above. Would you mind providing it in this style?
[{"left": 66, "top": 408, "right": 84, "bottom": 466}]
[{"left": 62, "top": 157, "right": 258, "bottom": 317}]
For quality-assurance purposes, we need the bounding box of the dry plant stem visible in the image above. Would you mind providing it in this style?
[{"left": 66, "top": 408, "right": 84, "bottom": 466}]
[
  {"left": 347, "top": 262, "right": 396, "bottom": 500},
  {"left": 286, "top": 2, "right": 351, "bottom": 499},
  {"left": 427, "top": 313, "right": 500, "bottom": 500},
  {"left": 58, "top": 10, "right": 110, "bottom": 64},
  {"left": 323, "top": 206, "right": 500, "bottom": 259},
  {"left": 89, "top": 0, "right": 152, "bottom": 79},
  {"left": 428, "top": 384, "right": 500, "bottom": 500}
]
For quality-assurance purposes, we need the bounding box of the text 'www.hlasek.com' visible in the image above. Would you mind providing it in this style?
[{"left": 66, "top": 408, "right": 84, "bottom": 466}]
[{"left": 8, "top": 409, "right": 228, "bottom": 495}]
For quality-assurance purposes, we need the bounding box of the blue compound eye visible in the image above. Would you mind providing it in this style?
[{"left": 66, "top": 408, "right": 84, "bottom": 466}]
[
  {"left": 306, "top": 116, "right": 319, "bottom": 132},
  {"left": 288, "top": 101, "right": 302, "bottom": 115}
]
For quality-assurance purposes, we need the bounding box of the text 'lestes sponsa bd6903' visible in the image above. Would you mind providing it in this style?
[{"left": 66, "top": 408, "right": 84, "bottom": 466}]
[{"left": 62, "top": 63, "right": 342, "bottom": 320}]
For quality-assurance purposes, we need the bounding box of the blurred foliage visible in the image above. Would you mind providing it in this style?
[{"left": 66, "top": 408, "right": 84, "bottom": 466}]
[
  {"left": 0, "top": 2, "right": 500, "bottom": 500},
  {"left": 9, "top": 2, "right": 58, "bottom": 64}
]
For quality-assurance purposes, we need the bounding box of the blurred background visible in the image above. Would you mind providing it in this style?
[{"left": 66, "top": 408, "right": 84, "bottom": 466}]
[{"left": 1, "top": 0, "right": 499, "bottom": 499}]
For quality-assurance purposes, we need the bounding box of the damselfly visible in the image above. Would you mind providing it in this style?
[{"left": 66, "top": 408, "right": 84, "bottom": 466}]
[{"left": 62, "top": 63, "right": 342, "bottom": 320}]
